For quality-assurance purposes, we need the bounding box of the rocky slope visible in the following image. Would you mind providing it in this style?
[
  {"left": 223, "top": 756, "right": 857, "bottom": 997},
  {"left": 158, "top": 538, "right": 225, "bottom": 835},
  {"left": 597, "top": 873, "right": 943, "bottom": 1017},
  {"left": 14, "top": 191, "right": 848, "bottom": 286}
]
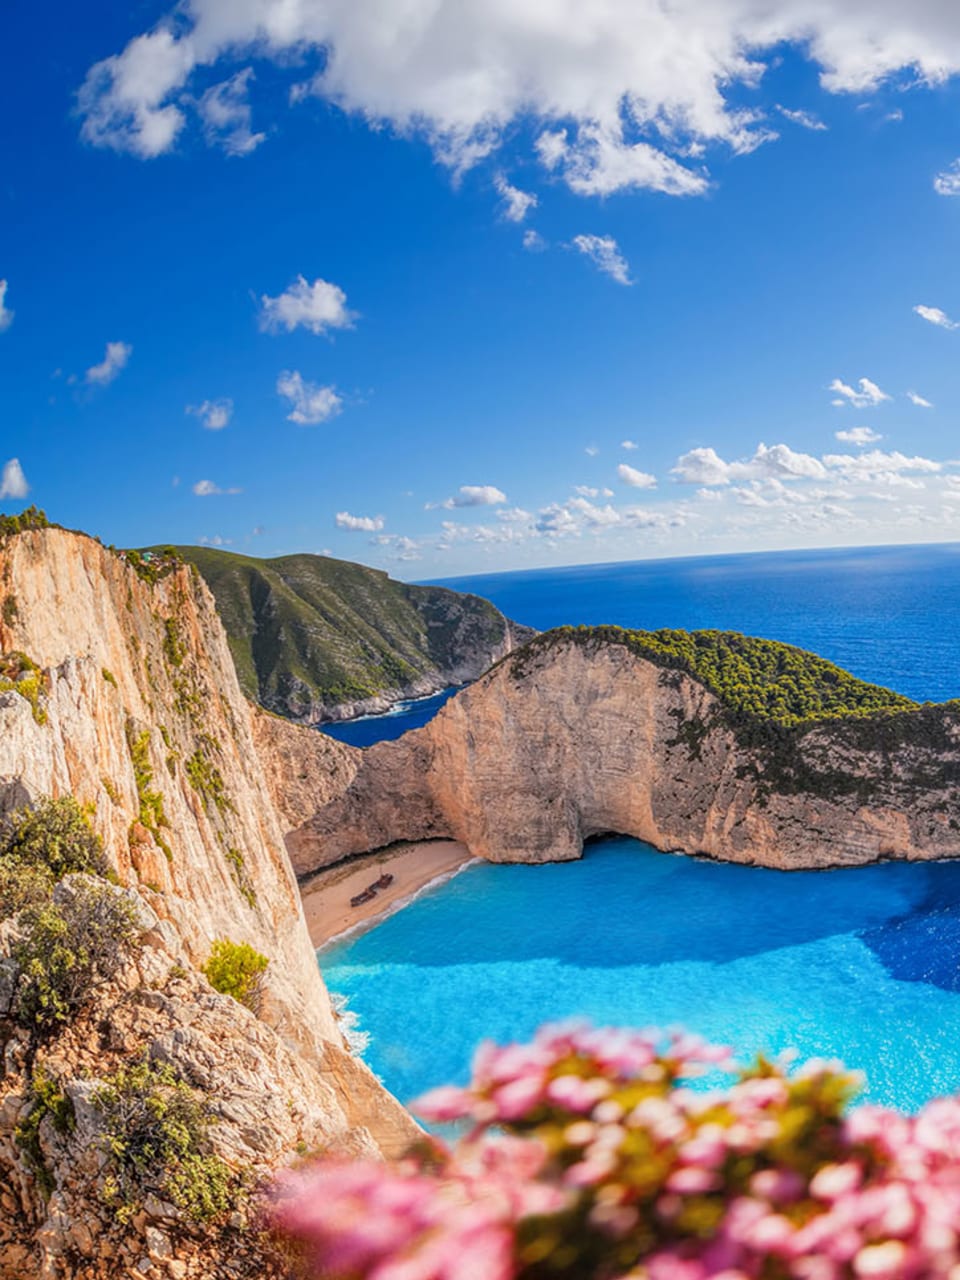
[
  {"left": 176, "top": 545, "right": 535, "bottom": 723},
  {"left": 273, "top": 628, "right": 960, "bottom": 874},
  {"left": 0, "top": 526, "right": 417, "bottom": 1279}
]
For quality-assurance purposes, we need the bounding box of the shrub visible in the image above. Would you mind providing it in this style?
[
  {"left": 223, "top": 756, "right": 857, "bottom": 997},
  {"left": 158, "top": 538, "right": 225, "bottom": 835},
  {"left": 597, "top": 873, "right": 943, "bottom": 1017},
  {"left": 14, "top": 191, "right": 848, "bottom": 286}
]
[
  {"left": 1, "top": 796, "right": 108, "bottom": 880},
  {"left": 271, "top": 1023, "right": 960, "bottom": 1280},
  {"left": 95, "top": 1057, "right": 234, "bottom": 1224},
  {"left": 202, "top": 939, "right": 268, "bottom": 1011},
  {"left": 0, "top": 859, "right": 54, "bottom": 919},
  {"left": 14, "top": 1067, "right": 75, "bottom": 1196},
  {"left": 13, "top": 877, "right": 140, "bottom": 1032}
]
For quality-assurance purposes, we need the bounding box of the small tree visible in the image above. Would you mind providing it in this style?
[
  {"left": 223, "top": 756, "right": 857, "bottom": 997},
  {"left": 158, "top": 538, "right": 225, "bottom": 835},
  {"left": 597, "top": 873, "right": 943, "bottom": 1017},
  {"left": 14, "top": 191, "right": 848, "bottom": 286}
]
[
  {"left": 202, "top": 939, "right": 269, "bottom": 1011},
  {"left": 13, "top": 876, "right": 140, "bottom": 1032}
]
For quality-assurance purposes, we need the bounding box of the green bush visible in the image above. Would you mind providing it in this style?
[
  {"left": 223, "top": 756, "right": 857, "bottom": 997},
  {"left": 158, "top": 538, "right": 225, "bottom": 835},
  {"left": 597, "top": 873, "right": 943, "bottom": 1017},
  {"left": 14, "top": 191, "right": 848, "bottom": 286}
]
[
  {"left": 202, "top": 939, "right": 268, "bottom": 1011},
  {"left": 95, "top": 1057, "right": 234, "bottom": 1224},
  {"left": 0, "top": 859, "right": 54, "bottom": 919},
  {"left": 13, "top": 877, "right": 140, "bottom": 1032},
  {"left": 1, "top": 796, "right": 108, "bottom": 880},
  {"left": 14, "top": 1067, "right": 75, "bottom": 1196}
]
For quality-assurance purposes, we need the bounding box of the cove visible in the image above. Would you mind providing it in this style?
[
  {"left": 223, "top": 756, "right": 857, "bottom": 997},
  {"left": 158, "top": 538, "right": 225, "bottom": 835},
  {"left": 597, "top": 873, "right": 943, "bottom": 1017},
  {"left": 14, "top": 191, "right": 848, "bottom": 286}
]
[{"left": 319, "top": 837, "right": 960, "bottom": 1113}]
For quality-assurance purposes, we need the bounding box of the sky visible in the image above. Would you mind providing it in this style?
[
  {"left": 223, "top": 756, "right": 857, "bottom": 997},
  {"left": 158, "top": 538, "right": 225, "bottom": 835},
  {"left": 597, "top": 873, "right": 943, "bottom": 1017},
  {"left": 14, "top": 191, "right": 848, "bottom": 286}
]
[{"left": 5, "top": 3, "right": 960, "bottom": 578}]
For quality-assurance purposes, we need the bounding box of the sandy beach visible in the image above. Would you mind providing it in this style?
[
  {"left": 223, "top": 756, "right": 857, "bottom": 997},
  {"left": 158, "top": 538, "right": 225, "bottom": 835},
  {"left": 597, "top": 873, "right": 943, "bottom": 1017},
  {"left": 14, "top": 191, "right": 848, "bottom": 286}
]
[{"left": 301, "top": 840, "right": 473, "bottom": 949}]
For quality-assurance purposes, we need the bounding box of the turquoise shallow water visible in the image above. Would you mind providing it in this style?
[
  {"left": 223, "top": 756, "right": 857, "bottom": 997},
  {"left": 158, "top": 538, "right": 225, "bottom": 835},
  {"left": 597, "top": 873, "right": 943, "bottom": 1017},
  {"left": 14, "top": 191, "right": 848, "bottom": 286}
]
[{"left": 320, "top": 838, "right": 960, "bottom": 1113}]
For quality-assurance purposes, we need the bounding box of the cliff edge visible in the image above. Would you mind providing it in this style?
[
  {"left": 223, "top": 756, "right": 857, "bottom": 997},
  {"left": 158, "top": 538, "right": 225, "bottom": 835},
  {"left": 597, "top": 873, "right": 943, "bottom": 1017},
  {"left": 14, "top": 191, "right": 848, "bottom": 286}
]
[
  {"left": 0, "top": 525, "right": 416, "bottom": 1279},
  {"left": 274, "top": 627, "right": 960, "bottom": 874}
]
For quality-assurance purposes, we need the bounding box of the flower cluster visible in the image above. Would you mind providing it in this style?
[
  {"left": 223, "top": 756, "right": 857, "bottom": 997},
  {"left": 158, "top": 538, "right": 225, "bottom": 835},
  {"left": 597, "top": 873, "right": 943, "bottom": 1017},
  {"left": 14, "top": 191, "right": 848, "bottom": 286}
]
[{"left": 269, "top": 1022, "right": 960, "bottom": 1279}]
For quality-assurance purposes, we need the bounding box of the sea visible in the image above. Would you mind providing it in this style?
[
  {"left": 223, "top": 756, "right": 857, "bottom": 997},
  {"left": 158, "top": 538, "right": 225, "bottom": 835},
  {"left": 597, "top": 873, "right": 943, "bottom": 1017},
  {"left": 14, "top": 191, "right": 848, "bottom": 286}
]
[{"left": 319, "top": 543, "right": 960, "bottom": 1113}]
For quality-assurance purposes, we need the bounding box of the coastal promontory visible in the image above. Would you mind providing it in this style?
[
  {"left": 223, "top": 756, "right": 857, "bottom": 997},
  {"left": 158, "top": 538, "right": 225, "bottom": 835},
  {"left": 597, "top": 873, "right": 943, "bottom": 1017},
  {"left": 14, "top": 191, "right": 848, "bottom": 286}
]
[{"left": 276, "top": 626, "right": 960, "bottom": 874}]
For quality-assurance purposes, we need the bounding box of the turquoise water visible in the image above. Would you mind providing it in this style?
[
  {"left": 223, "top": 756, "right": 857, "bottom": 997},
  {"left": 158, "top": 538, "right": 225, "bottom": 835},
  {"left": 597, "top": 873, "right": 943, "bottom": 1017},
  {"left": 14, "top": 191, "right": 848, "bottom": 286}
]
[
  {"left": 319, "top": 544, "right": 960, "bottom": 1112},
  {"left": 321, "top": 839, "right": 960, "bottom": 1112}
]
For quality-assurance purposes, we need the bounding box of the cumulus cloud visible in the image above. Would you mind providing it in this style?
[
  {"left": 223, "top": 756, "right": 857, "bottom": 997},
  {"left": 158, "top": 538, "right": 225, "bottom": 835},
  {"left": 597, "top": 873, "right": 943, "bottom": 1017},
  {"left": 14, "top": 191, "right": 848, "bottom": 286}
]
[
  {"left": 197, "top": 534, "right": 232, "bottom": 546},
  {"left": 522, "top": 229, "right": 546, "bottom": 252},
  {"left": 585, "top": 445, "right": 600, "bottom": 457},
  {"left": 77, "top": 3, "right": 960, "bottom": 207},
  {"left": 822, "top": 449, "right": 941, "bottom": 478},
  {"left": 934, "top": 162, "right": 960, "bottom": 196},
  {"left": 336, "top": 511, "right": 385, "bottom": 532},
  {"left": 571, "top": 234, "right": 632, "bottom": 285},
  {"left": 86, "top": 341, "right": 132, "bottom": 386},
  {"left": 186, "top": 397, "right": 233, "bottom": 429},
  {"left": 776, "top": 105, "right": 827, "bottom": 130},
  {"left": 618, "top": 463, "right": 657, "bottom": 489},
  {"left": 835, "top": 426, "right": 882, "bottom": 445},
  {"left": 276, "top": 371, "right": 342, "bottom": 425},
  {"left": 672, "top": 442, "right": 827, "bottom": 486},
  {"left": 494, "top": 173, "right": 537, "bottom": 222},
  {"left": 907, "top": 391, "right": 934, "bottom": 408},
  {"left": 428, "top": 484, "right": 507, "bottom": 510},
  {"left": 193, "top": 479, "right": 242, "bottom": 495},
  {"left": 0, "top": 281, "right": 13, "bottom": 332},
  {"left": 0, "top": 458, "right": 29, "bottom": 500},
  {"left": 914, "top": 304, "right": 958, "bottom": 329},
  {"left": 621, "top": 440, "right": 638, "bottom": 450},
  {"left": 829, "top": 376, "right": 890, "bottom": 408},
  {"left": 260, "top": 276, "right": 356, "bottom": 336},
  {"left": 196, "top": 67, "right": 265, "bottom": 156}
]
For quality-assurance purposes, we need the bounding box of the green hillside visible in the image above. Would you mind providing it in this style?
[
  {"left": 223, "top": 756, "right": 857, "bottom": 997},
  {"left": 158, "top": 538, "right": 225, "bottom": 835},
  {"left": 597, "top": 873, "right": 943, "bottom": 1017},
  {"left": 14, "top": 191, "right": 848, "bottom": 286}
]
[
  {"left": 173, "top": 546, "right": 531, "bottom": 723},
  {"left": 512, "top": 625, "right": 919, "bottom": 728}
]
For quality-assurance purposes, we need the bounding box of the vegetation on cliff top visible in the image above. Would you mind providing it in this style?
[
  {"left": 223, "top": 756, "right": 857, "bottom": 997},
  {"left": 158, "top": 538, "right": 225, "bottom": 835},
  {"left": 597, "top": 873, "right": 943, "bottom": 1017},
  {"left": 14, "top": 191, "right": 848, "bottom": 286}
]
[
  {"left": 173, "top": 544, "right": 530, "bottom": 721},
  {"left": 514, "top": 625, "right": 918, "bottom": 728}
]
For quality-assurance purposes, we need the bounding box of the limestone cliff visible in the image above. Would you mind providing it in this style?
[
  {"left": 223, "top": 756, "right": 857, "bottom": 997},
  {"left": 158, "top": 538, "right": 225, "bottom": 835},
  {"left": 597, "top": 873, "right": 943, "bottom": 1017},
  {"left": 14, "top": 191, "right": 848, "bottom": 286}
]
[
  {"left": 275, "top": 629, "right": 960, "bottom": 874},
  {"left": 0, "top": 527, "right": 416, "bottom": 1279}
]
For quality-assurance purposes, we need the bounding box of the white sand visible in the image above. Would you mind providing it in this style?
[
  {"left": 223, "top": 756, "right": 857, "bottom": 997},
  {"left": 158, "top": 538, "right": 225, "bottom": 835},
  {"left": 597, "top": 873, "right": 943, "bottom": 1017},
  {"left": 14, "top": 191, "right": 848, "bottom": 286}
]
[{"left": 300, "top": 840, "right": 472, "bottom": 948}]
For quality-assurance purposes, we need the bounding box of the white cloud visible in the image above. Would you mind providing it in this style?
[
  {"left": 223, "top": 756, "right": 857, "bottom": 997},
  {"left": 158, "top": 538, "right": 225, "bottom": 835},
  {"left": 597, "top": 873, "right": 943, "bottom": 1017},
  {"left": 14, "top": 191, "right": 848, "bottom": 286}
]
[
  {"left": 672, "top": 442, "right": 827, "bottom": 486},
  {"left": 828, "top": 376, "right": 890, "bottom": 408},
  {"left": 187, "top": 397, "right": 233, "bottom": 429},
  {"left": 621, "top": 440, "right": 638, "bottom": 450},
  {"left": 618, "top": 463, "right": 657, "bottom": 489},
  {"left": 196, "top": 67, "right": 265, "bottom": 156},
  {"left": 567, "top": 497, "right": 622, "bottom": 527},
  {"left": 913, "top": 304, "right": 958, "bottom": 330},
  {"left": 429, "top": 484, "right": 507, "bottom": 510},
  {"left": 0, "top": 281, "right": 13, "bottom": 332},
  {"left": 260, "top": 276, "right": 356, "bottom": 336},
  {"left": 86, "top": 340, "right": 132, "bottom": 386},
  {"left": 835, "top": 426, "right": 882, "bottom": 445},
  {"left": 823, "top": 449, "right": 941, "bottom": 477},
  {"left": 197, "top": 534, "right": 232, "bottom": 546},
  {"left": 276, "top": 371, "right": 343, "bottom": 425},
  {"left": 494, "top": 173, "right": 537, "bottom": 222},
  {"left": 336, "top": 511, "right": 385, "bottom": 532},
  {"left": 584, "top": 445, "right": 600, "bottom": 457},
  {"left": 571, "top": 234, "right": 632, "bottom": 285},
  {"left": 77, "top": 3, "right": 960, "bottom": 214},
  {"left": 776, "top": 105, "right": 827, "bottom": 130},
  {"left": 0, "top": 458, "right": 29, "bottom": 500},
  {"left": 193, "top": 479, "right": 242, "bottom": 496},
  {"left": 907, "top": 391, "right": 934, "bottom": 408},
  {"left": 934, "top": 162, "right": 960, "bottom": 196},
  {"left": 522, "top": 229, "right": 546, "bottom": 252}
]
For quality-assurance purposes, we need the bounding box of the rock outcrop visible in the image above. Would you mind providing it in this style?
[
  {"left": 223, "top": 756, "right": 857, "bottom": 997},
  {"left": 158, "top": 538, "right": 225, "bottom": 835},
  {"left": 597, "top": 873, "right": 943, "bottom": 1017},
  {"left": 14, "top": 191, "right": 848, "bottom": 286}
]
[
  {"left": 275, "top": 630, "right": 960, "bottom": 874},
  {"left": 0, "top": 527, "right": 417, "bottom": 1278}
]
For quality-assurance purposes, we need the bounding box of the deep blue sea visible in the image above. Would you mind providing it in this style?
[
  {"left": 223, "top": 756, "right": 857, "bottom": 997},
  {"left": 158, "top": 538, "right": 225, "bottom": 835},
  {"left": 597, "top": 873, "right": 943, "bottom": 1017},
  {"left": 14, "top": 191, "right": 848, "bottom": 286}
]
[{"left": 320, "top": 544, "right": 960, "bottom": 1112}]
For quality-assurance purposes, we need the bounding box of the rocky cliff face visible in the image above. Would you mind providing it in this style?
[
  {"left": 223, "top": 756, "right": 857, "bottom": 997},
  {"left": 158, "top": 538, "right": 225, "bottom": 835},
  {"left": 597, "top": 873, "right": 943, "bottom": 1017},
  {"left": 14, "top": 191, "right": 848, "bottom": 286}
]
[
  {"left": 278, "top": 631, "right": 960, "bottom": 874},
  {"left": 0, "top": 528, "right": 416, "bottom": 1279}
]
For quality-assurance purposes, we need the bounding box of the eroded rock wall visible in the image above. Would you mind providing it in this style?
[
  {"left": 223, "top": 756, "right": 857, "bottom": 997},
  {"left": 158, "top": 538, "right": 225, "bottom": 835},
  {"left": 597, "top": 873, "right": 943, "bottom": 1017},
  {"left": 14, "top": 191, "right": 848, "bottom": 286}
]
[{"left": 279, "top": 635, "right": 960, "bottom": 874}]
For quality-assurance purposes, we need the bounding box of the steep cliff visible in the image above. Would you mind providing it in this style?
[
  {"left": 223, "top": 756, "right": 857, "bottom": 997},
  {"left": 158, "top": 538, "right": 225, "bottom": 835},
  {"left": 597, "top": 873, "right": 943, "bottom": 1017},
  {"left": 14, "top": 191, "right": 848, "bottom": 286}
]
[
  {"left": 274, "top": 628, "right": 960, "bottom": 874},
  {"left": 0, "top": 526, "right": 416, "bottom": 1279},
  {"left": 176, "top": 545, "right": 535, "bottom": 723}
]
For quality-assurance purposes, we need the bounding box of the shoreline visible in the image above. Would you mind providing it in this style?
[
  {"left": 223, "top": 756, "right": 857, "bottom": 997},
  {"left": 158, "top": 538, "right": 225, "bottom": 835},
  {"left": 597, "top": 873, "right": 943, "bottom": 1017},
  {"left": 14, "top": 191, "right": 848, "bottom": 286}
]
[{"left": 301, "top": 840, "right": 473, "bottom": 949}]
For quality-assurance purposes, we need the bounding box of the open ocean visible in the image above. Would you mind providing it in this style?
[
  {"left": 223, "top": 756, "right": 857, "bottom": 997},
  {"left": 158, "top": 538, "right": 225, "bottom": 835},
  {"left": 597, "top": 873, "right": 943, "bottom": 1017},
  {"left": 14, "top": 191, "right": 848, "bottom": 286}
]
[{"left": 320, "top": 543, "right": 960, "bottom": 1112}]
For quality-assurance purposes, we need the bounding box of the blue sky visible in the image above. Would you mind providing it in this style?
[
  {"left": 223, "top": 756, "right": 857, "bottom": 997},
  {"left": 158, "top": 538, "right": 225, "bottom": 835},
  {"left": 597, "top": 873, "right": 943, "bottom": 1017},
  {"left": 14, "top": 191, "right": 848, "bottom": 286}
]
[{"left": 5, "top": 3, "right": 960, "bottom": 577}]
